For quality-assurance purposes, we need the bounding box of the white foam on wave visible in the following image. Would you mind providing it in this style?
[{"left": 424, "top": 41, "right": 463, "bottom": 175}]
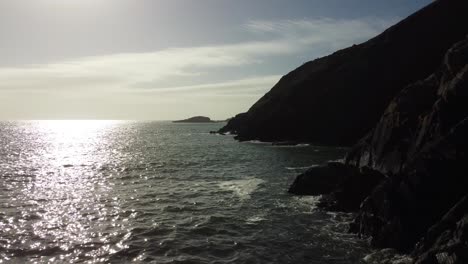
[
  {"left": 218, "top": 178, "right": 265, "bottom": 200},
  {"left": 271, "top": 143, "right": 310, "bottom": 148},
  {"left": 328, "top": 158, "right": 345, "bottom": 163},
  {"left": 245, "top": 140, "right": 271, "bottom": 144},
  {"left": 291, "top": 195, "right": 322, "bottom": 212},
  {"left": 363, "top": 249, "right": 413, "bottom": 264},
  {"left": 246, "top": 214, "right": 266, "bottom": 224},
  {"left": 285, "top": 164, "right": 319, "bottom": 170}
]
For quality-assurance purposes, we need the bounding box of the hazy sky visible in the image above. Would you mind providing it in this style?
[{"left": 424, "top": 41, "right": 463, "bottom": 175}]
[{"left": 0, "top": 0, "right": 432, "bottom": 120}]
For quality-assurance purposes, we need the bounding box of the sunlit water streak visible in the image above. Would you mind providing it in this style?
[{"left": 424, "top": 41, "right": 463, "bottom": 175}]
[{"left": 0, "top": 121, "right": 370, "bottom": 263}]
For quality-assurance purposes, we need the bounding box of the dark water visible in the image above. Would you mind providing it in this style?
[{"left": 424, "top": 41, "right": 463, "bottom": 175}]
[{"left": 0, "top": 121, "right": 371, "bottom": 263}]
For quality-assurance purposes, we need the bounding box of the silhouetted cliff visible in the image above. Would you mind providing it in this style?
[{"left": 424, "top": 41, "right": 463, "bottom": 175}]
[
  {"left": 245, "top": 0, "right": 468, "bottom": 261},
  {"left": 347, "top": 36, "right": 468, "bottom": 262},
  {"left": 289, "top": 35, "right": 468, "bottom": 263},
  {"left": 220, "top": 0, "right": 468, "bottom": 146}
]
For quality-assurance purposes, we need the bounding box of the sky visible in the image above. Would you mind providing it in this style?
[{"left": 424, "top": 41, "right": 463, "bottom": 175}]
[{"left": 0, "top": 0, "right": 432, "bottom": 120}]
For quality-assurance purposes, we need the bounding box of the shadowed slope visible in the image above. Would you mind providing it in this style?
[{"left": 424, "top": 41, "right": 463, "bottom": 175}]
[{"left": 220, "top": 0, "right": 468, "bottom": 146}]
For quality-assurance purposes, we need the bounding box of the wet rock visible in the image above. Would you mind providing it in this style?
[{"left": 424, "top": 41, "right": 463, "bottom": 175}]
[
  {"left": 318, "top": 166, "right": 386, "bottom": 212},
  {"left": 288, "top": 162, "right": 358, "bottom": 195},
  {"left": 413, "top": 196, "right": 468, "bottom": 264},
  {"left": 349, "top": 36, "right": 468, "bottom": 253},
  {"left": 288, "top": 162, "right": 385, "bottom": 212}
]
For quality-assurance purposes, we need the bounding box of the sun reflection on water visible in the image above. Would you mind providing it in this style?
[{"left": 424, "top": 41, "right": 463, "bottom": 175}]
[{"left": 0, "top": 120, "right": 131, "bottom": 262}]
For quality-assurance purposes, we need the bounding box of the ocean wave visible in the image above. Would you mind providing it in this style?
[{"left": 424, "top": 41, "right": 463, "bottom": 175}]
[
  {"left": 270, "top": 143, "right": 310, "bottom": 148},
  {"left": 218, "top": 178, "right": 265, "bottom": 200},
  {"left": 245, "top": 214, "right": 266, "bottom": 224},
  {"left": 291, "top": 195, "right": 322, "bottom": 211},
  {"left": 0, "top": 121, "right": 369, "bottom": 263},
  {"left": 328, "top": 158, "right": 345, "bottom": 163},
  {"left": 363, "top": 249, "right": 413, "bottom": 264},
  {"left": 285, "top": 165, "right": 319, "bottom": 170},
  {"left": 244, "top": 140, "right": 271, "bottom": 144}
]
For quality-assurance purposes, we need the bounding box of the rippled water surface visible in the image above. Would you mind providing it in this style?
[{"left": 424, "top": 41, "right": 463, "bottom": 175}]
[{"left": 0, "top": 121, "right": 370, "bottom": 263}]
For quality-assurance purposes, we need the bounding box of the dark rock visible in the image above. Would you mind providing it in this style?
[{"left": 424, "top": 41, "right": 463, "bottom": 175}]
[
  {"left": 413, "top": 196, "right": 468, "bottom": 264},
  {"left": 288, "top": 162, "right": 358, "bottom": 195},
  {"left": 219, "top": 0, "right": 468, "bottom": 146},
  {"left": 220, "top": 0, "right": 468, "bottom": 259},
  {"left": 173, "top": 116, "right": 214, "bottom": 123},
  {"left": 318, "top": 166, "right": 386, "bottom": 212},
  {"left": 288, "top": 162, "right": 385, "bottom": 212},
  {"left": 349, "top": 36, "right": 468, "bottom": 253}
]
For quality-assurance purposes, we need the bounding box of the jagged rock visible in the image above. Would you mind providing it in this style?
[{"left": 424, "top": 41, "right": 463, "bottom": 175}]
[
  {"left": 413, "top": 196, "right": 468, "bottom": 264},
  {"left": 288, "top": 162, "right": 358, "bottom": 195},
  {"left": 318, "top": 166, "right": 386, "bottom": 212},
  {"left": 229, "top": 0, "right": 468, "bottom": 260},
  {"left": 349, "top": 36, "right": 468, "bottom": 253},
  {"left": 220, "top": 0, "right": 468, "bottom": 146},
  {"left": 288, "top": 162, "right": 385, "bottom": 212}
]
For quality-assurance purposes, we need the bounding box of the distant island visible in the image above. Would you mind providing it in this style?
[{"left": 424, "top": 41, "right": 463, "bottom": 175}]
[{"left": 173, "top": 116, "right": 215, "bottom": 123}]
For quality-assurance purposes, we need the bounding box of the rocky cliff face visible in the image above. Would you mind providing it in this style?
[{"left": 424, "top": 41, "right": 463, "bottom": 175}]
[
  {"left": 346, "top": 36, "right": 468, "bottom": 261},
  {"left": 221, "top": 0, "right": 468, "bottom": 261},
  {"left": 288, "top": 35, "right": 468, "bottom": 263},
  {"left": 220, "top": 0, "right": 468, "bottom": 146}
]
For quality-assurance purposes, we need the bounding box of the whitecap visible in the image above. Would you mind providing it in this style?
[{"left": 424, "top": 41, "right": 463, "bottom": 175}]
[
  {"left": 218, "top": 178, "right": 265, "bottom": 200},
  {"left": 245, "top": 140, "right": 271, "bottom": 144},
  {"left": 290, "top": 195, "right": 322, "bottom": 212},
  {"left": 270, "top": 143, "right": 311, "bottom": 148},
  {"left": 363, "top": 249, "right": 413, "bottom": 264},
  {"left": 328, "top": 158, "right": 345, "bottom": 163},
  {"left": 246, "top": 214, "right": 266, "bottom": 224},
  {"left": 285, "top": 165, "right": 318, "bottom": 170}
]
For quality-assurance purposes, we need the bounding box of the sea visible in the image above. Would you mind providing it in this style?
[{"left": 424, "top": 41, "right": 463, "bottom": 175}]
[{"left": 0, "top": 120, "right": 372, "bottom": 263}]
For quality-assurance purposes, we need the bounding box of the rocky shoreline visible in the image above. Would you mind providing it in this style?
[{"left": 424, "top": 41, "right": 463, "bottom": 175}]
[
  {"left": 219, "top": 0, "right": 468, "bottom": 263},
  {"left": 288, "top": 34, "right": 468, "bottom": 264}
]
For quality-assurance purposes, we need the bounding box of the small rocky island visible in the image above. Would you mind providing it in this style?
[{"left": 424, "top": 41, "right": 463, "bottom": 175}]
[{"left": 173, "top": 116, "right": 215, "bottom": 123}]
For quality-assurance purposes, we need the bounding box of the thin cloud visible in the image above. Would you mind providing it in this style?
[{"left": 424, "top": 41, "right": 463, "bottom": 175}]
[
  {"left": 0, "top": 17, "right": 398, "bottom": 119},
  {"left": 0, "top": 42, "right": 293, "bottom": 92},
  {"left": 245, "top": 17, "right": 398, "bottom": 37},
  {"left": 0, "top": 17, "right": 397, "bottom": 92},
  {"left": 133, "top": 75, "right": 282, "bottom": 99},
  {"left": 245, "top": 17, "right": 399, "bottom": 49}
]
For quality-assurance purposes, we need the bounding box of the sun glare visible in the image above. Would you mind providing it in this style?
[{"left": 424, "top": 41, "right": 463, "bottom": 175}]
[
  {"left": 14, "top": 120, "right": 126, "bottom": 254},
  {"left": 29, "top": 120, "right": 121, "bottom": 168},
  {"left": 35, "top": 120, "right": 118, "bottom": 138}
]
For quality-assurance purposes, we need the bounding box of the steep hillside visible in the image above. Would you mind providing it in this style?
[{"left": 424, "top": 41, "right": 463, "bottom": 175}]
[
  {"left": 289, "top": 35, "right": 468, "bottom": 263},
  {"left": 220, "top": 0, "right": 468, "bottom": 146},
  {"left": 347, "top": 36, "right": 468, "bottom": 262}
]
